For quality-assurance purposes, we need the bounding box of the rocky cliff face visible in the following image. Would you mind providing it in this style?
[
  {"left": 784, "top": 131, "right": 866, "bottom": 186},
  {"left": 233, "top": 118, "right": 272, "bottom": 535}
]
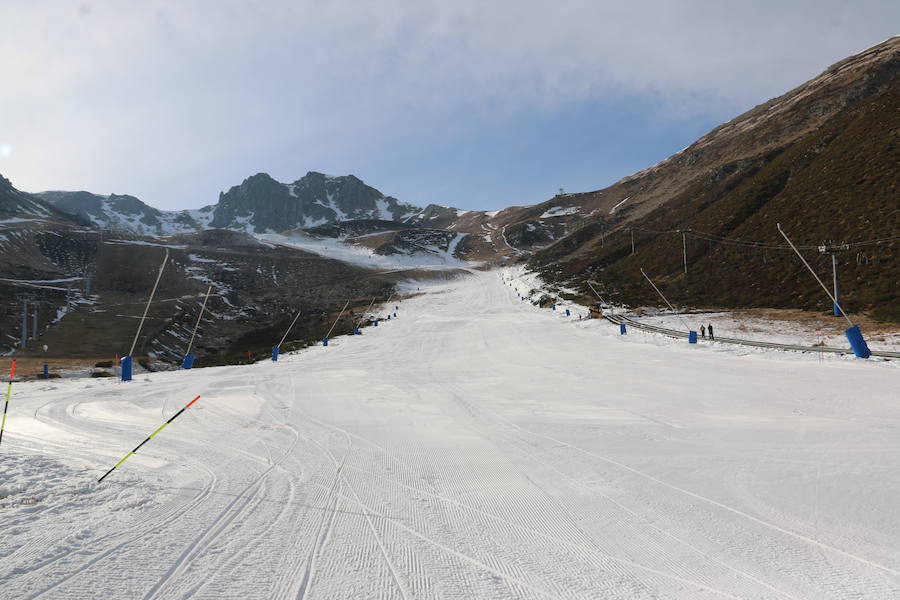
[
  {"left": 211, "top": 171, "right": 421, "bottom": 233},
  {"left": 1, "top": 175, "right": 78, "bottom": 222}
]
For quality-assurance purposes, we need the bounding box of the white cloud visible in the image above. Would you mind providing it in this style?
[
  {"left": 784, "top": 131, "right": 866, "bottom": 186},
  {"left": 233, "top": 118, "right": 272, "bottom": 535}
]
[{"left": 1, "top": 0, "right": 898, "bottom": 208}]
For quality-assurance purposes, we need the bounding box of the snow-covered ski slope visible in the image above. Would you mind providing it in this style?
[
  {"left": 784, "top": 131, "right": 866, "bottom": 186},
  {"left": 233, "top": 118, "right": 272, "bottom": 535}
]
[{"left": 2, "top": 270, "right": 899, "bottom": 599}]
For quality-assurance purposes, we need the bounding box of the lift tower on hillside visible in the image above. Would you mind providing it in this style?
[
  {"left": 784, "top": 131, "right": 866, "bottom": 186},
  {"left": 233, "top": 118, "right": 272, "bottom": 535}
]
[
  {"left": 15, "top": 295, "right": 46, "bottom": 348},
  {"left": 818, "top": 241, "right": 849, "bottom": 316}
]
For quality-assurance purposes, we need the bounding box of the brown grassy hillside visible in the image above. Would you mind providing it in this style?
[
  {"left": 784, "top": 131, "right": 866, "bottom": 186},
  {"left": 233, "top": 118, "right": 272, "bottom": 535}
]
[{"left": 529, "top": 38, "right": 899, "bottom": 322}]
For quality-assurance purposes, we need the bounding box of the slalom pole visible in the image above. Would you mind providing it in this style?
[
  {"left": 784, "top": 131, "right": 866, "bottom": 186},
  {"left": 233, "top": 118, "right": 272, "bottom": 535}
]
[
  {"left": 184, "top": 285, "right": 213, "bottom": 358},
  {"left": 128, "top": 249, "right": 169, "bottom": 358},
  {"left": 323, "top": 299, "right": 350, "bottom": 344},
  {"left": 97, "top": 395, "right": 201, "bottom": 483},
  {"left": 776, "top": 224, "right": 854, "bottom": 327},
  {"left": 0, "top": 360, "right": 16, "bottom": 448},
  {"left": 640, "top": 269, "right": 693, "bottom": 332}
]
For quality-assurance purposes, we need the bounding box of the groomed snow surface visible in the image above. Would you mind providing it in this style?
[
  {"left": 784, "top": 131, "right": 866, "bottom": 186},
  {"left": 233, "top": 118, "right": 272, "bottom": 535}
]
[{"left": 2, "top": 270, "right": 899, "bottom": 599}]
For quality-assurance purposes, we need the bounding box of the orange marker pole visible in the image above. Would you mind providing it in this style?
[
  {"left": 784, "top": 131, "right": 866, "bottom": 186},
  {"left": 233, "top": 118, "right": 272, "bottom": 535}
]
[
  {"left": 98, "top": 395, "right": 202, "bottom": 483},
  {"left": 0, "top": 360, "right": 17, "bottom": 448}
]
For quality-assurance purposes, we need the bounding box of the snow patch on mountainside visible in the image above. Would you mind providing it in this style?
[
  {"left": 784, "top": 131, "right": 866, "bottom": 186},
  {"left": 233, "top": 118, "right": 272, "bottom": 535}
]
[
  {"left": 609, "top": 197, "right": 631, "bottom": 214},
  {"left": 259, "top": 231, "right": 470, "bottom": 269},
  {"left": 183, "top": 206, "right": 215, "bottom": 229},
  {"left": 540, "top": 206, "right": 579, "bottom": 218},
  {"left": 375, "top": 198, "right": 391, "bottom": 220}
]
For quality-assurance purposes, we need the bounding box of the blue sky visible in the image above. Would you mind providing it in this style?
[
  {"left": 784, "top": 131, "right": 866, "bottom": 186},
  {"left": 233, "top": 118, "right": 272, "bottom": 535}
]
[{"left": 1, "top": 1, "right": 898, "bottom": 211}]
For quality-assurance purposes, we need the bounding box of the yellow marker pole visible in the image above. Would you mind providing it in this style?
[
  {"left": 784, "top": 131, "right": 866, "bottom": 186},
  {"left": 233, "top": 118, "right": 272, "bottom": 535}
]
[
  {"left": 0, "top": 360, "right": 16, "bottom": 448},
  {"left": 98, "top": 395, "right": 201, "bottom": 482}
]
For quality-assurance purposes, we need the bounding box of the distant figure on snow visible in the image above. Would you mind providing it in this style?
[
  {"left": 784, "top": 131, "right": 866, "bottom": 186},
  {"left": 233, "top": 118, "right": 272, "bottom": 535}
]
[
  {"left": 708, "top": 324, "right": 715, "bottom": 340},
  {"left": 700, "top": 324, "right": 706, "bottom": 338}
]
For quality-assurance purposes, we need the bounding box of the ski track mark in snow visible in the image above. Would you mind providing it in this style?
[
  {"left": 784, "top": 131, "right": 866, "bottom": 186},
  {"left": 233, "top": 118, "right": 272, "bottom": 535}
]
[
  {"left": 142, "top": 423, "right": 302, "bottom": 600},
  {"left": 295, "top": 401, "right": 575, "bottom": 599},
  {"left": 454, "top": 395, "right": 802, "bottom": 600},
  {"left": 291, "top": 434, "right": 350, "bottom": 600},
  {"left": 502, "top": 416, "right": 900, "bottom": 581},
  {"left": 302, "top": 426, "right": 412, "bottom": 600},
  {"left": 401, "top": 342, "right": 755, "bottom": 600},
  {"left": 22, "top": 463, "right": 220, "bottom": 600}
]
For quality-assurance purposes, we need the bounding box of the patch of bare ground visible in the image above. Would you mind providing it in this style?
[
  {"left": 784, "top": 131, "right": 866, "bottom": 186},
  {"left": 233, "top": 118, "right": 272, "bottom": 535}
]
[
  {"left": 731, "top": 308, "right": 900, "bottom": 339},
  {"left": 0, "top": 357, "right": 111, "bottom": 378}
]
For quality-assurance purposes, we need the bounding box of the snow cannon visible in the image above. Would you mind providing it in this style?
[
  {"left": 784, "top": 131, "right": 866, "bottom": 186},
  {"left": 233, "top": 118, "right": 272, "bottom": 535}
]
[
  {"left": 271, "top": 346, "right": 279, "bottom": 362},
  {"left": 182, "top": 354, "right": 195, "bottom": 370},
  {"left": 845, "top": 325, "right": 871, "bottom": 358},
  {"left": 121, "top": 356, "right": 133, "bottom": 381},
  {"left": 688, "top": 331, "right": 698, "bottom": 344}
]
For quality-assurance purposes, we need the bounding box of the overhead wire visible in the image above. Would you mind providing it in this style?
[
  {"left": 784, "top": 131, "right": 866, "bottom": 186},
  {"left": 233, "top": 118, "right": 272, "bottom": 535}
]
[{"left": 615, "top": 225, "right": 898, "bottom": 252}]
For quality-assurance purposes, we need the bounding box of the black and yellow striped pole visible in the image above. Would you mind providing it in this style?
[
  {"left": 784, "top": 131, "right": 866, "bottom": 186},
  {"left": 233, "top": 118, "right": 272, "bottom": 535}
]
[
  {"left": 0, "top": 360, "right": 16, "bottom": 448},
  {"left": 98, "top": 395, "right": 201, "bottom": 483}
]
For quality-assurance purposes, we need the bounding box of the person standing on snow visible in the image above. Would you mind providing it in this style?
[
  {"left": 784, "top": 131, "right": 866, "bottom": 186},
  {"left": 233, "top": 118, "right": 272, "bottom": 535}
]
[
  {"left": 708, "top": 324, "right": 715, "bottom": 340},
  {"left": 700, "top": 324, "right": 706, "bottom": 338}
]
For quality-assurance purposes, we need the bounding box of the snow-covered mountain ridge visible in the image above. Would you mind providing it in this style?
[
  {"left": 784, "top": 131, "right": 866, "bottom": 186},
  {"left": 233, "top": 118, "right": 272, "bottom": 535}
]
[
  {"left": 36, "top": 190, "right": 214, "bottom": 236},
  {"left": 36, "top": 171, "right": 424, "bottom": 236}
]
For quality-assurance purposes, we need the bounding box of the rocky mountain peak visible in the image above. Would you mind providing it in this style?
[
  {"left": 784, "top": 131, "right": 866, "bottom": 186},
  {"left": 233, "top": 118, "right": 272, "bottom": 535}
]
[
  {"left": 1, "top": 172, "right": 72, "bottom": 220},
  {"left": 211, "top": 171, "right": 423, "bottom": 233},
  {"left": 36, "top": 171, "right": 429, "bottom": 236}
]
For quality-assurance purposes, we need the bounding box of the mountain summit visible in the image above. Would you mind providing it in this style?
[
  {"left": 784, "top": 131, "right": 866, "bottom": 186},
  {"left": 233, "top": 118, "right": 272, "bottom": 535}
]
[
  {"left": 211, "top": 171, "right": 421, "bottom": 233},
  {"left": 37, "top": 171, "right": 423, "bottom": 235},
  {"left": 1, "top": 174, "right": 76, "bottom": 222}
]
